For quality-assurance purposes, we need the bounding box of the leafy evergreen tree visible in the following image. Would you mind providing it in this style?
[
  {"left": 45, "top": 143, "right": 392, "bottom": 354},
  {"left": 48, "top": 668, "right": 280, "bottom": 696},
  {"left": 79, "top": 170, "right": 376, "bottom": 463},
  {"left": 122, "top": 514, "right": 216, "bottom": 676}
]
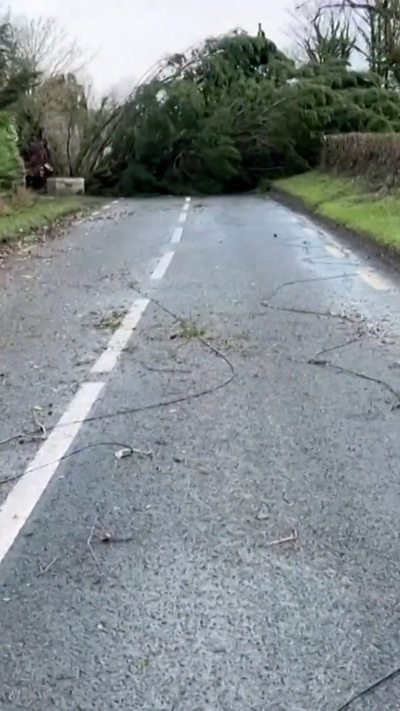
[{"left": 93, "top": 28, "right": 400, "bottom": 195}]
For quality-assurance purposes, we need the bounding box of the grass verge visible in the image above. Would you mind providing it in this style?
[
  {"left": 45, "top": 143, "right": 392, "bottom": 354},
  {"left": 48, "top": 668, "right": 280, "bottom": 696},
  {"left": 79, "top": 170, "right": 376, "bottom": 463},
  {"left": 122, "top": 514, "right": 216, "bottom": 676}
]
[
  {"left": 275, "top": 171, "right": 400, "bottom": 252},
  {"left": 0, "top": 192, "right": 93, "bottom": 244}
]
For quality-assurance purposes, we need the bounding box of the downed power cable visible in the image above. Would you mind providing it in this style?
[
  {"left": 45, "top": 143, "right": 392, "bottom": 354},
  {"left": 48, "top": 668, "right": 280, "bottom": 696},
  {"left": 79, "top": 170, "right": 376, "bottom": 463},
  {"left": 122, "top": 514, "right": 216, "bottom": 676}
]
[
  {"left": 260, "top": 271, "right": 400, "bottom": 409},
  {"left": 265, "top": 272, "right": 358, "bottom": 303},
  {"left": 335, "top": 663, "right": 400, "bottom": 711},
  {"left": 308, "top": 338, "right": 400, "bottom": 408},
  {"left": 0, "top": 294, "right": 235, "bottom": 484},
  {"left": 0, "top": 442, "right": 137, "bottom": 487},
  {"left": 259, "top": 272, "right": 360, "bottom": 320}
]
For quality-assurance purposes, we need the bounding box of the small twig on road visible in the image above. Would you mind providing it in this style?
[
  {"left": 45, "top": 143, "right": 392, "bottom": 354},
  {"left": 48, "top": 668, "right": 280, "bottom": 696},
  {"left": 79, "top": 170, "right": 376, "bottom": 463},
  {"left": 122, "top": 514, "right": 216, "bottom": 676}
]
[
  {"left": 260, "top": 303, "right": 361, "bottom": 321},
  {"left": 141, "top": 362, "right": 192, "bottom": 375},
  {"left": 100, "top": 533, "right": 135, "bottom": 545},
  {"left": 265, "top": 529, "right": 298, "bottom": 548},
  {"left": 38, "top": 555, "right": 59, "bottom": 577},
  {"left": 32, "top": 407, "right": 47, "bottom": 440},
  {"left": 87, "top": 518, "right": 99, "bottom": 565},
  {"left": 88, "top": 521, "right": 136, "bottom": 554}
]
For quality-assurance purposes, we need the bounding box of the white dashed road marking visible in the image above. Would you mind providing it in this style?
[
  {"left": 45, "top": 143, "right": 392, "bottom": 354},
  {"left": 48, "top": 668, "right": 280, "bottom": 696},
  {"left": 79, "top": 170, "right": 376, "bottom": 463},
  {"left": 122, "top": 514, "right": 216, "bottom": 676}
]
[
  {"left": 91, "top": 298, "right": 150, "bottom": 374},
  {"left": 151, "top": 250, "right": 175, "bottom": 280},
  {"left": 171, "top": 226, "right": 183, "bottom": 245},
  {"left": 0, "top": 197, "right": 191, "bottom": 567},
  {"left": 0, "top": 381, "right": 105, "bottom": 565}
]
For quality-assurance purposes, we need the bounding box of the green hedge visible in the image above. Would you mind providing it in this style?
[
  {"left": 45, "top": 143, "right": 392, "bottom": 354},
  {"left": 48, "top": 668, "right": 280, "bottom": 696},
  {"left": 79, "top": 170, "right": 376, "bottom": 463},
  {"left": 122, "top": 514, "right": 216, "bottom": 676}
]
[
  {"left": 322, "top": 133, "right": 400, "bottom": 188},
  {"left": 0, "top": 114, "right": 24, "bottom": 190}
]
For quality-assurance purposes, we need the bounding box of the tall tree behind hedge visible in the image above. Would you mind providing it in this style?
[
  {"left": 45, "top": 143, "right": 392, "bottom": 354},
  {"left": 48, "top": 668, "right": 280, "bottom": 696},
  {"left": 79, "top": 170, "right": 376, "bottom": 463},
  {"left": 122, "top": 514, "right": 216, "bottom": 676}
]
[
  {"left": 0, "top": 20, "right": 36, "bottom": 109},
  {"left": 292, "top": 0, "right": 356, "bottom": 65},
  {"left": 310, "top": 0, "right": 400, "bottom": 86}
]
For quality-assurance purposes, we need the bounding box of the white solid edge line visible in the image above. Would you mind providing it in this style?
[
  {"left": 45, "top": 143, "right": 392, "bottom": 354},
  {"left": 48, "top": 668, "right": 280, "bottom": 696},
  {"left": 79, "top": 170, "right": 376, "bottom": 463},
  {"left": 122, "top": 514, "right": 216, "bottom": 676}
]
[
  {"left": 171, "top": 226, "right": 183, "bottom": 245},
  {"left": 0, "top": 381, "right": 105, "bottom": 565},
  {"left": 91, "top": 298, "right": 149, "bottom": 374},
  {"left": 358, "top": 268, "right": 392, "bottom": 292},
  {"left": 325, "top": 244, "right": 344, "bottom": 259},
  {"left": 178, "top": 211, "right": 187, "bottom": 224},
  {"left": 151, "top": 250, "right": 175, "bottom": 280}
]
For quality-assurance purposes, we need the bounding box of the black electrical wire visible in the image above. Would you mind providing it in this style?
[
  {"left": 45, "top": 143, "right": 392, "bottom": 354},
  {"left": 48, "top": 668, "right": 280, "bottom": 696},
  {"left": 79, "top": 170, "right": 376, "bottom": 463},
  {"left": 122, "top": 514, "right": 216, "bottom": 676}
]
[
  {"left": 2, "top": 269, "right": 400, "bottom": 711},
  {"left": 335, "top": 664, "right": 400, "bottom": 711},
  {"left": 266, "top": 272, "right": 358, "bottom": 302},
  {"left": 0, "top": 294, "right": 236, "bottom": 485},
  {"left": 0, "top": 336, "right": 234, "bottom": 454},
  {"left": 0, "top": 442, "right": 135, "bottom": 486}
]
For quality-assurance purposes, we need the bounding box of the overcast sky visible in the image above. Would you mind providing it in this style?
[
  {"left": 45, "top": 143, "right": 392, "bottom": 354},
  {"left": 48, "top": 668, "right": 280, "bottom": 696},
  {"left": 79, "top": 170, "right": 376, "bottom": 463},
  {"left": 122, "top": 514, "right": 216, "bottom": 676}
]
[{"left": 10, "top": 0, "right": 295, "bottom": 93}]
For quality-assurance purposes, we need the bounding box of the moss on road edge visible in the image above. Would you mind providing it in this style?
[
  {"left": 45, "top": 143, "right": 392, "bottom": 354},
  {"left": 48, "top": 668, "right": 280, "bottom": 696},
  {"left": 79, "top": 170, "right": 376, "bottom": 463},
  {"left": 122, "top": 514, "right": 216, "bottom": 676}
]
[{"left": 274, "top": 171, "right": 400, "bottom": 255}]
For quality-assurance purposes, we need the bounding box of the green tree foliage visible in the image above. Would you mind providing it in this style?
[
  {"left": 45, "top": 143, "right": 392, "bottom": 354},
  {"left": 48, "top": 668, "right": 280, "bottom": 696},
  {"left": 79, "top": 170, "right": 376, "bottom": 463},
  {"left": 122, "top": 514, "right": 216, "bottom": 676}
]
[
  {"left": 93, "top": 28, "right": 400, "bottom": 195},
  {"left": 0, "top": 113, "right": 23, "bottom": 187},
  {"left": 0, "top": 19, "right": 36, "bottom": 189}
]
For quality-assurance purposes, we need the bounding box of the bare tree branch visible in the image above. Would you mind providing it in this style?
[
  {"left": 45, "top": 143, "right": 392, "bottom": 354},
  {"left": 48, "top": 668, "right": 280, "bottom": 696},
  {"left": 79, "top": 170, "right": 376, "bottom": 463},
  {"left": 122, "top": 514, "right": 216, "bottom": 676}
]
[
  {"left": 290, "top": 0, "right": 356, "bottom": 64},
  {"left": 294, "top": 0, "right": 400, "bottom": 85},
  {"left": 11, "top": 15, "right": 88, "bottom": 77}
]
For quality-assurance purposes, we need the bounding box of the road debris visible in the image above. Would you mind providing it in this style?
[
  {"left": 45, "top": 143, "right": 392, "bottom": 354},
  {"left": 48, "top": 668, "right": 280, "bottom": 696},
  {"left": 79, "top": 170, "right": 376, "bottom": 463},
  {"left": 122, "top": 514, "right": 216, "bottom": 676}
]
[
  {"left": 142, "top": 362, "right": 192, "bottom": 375},
  {"left": 265, "top": 529, "right": 298, "bottom": 548},
  {"left": 32, "top": 406, "right": 47, "bottom": 440},
  {"left": 114, "top": 446, "right": 152, "bottom": 460},
  {"left": 97, "top": 309, "right": 126, "bottom": 331},
  {"left": 38, "top": 556, "right": 59, "bottom": 577},
  {"left": 100, "top": 532, "right": 134, "bottom": 545},
  {"left": 171, "top": 319, "right": 207, "bottom": 340},
  {"left": 114, "top": 447, "right": 133, "bottom": 460},
  {"left": 87, "top": 519, "right": 99, "bottom": 564},
  {"left": 255, "top": 503, "right": 270, "bottom": 521},
  {"left": 260, "top": 302, "right": 365, "bottom": 322}
]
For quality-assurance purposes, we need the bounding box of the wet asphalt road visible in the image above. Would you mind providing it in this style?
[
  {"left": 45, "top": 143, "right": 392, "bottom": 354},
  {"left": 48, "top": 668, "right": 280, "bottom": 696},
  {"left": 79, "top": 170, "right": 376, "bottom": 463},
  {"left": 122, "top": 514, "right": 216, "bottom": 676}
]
[{"left": 1, "top": 195, "right": 400, "bottom": 710}]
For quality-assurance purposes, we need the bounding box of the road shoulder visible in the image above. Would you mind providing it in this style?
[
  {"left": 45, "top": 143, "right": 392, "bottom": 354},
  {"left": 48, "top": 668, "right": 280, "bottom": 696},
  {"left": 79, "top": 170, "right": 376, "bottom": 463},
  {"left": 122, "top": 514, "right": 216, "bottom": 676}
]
[{"left": 272, "top": 172, "right": 400, "bottom": 273}]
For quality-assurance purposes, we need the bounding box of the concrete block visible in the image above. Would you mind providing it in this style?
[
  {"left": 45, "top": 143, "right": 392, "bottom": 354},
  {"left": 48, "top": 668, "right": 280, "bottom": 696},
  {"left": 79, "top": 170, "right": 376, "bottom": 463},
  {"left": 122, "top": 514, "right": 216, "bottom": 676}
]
[{"left": 47, "top": 177, "right": 85, "bottom": 196}]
